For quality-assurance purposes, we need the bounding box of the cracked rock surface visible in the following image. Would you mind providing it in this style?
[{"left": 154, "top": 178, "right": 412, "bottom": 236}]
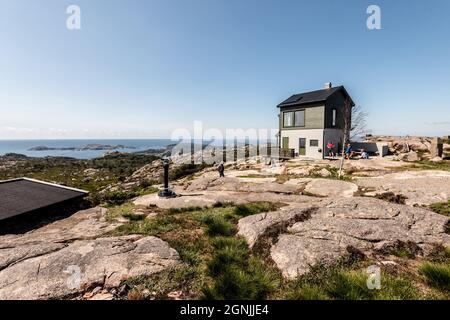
[
  {"left": 238, "top": 197, "right": 450, "bottom": 279},
  {"left": 0, "top": 207, "right": 180, "bottom": 300},
  {"left": 355, "top": 170, "right": 450, "bottom": 206}
]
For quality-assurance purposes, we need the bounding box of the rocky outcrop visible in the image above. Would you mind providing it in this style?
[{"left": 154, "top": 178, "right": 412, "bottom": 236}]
[
  {"left": 238, "top": 197, "right": 450, "bottom": 279},
  {"left": 184, "top": 176, "right": 301, "bottom": 195},
  {"left": 0, "top": 207, "right": 180, "bottom": 300},
  {"left": 0, "top": 236, "right": 180, "bottom": 300},
  {"left": 135, "top": 190, "right": 324, "bottom": 210},
  {"left": 302, "top": 179, "right": 358, "bottom": 198},
  {"left": 396, "top": 151, "right": 420, "bottom": 162},
  {"left": 355, "top": 170, "right": 450, "bottom": 206}
]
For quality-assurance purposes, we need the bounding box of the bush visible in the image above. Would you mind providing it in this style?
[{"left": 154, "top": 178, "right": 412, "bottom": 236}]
[
  {"left": 169, "top": 163, "right": 210, "bottom": 181},
  {"left": 375, "top": 192, "right": 407, "bottom": 205}
]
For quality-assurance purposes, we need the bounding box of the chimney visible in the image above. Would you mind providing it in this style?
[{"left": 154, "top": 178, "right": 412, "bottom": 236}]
[{"left": 324, "top": 82, "right": 332, "bottom": 89}]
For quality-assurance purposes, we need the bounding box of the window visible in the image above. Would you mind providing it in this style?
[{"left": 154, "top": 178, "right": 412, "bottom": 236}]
[
  {"left": 294, "top": 110, "right": 305, "bottom": 127},
  {"left": 283, "top": 112, "right": 293, "bottom": 127},
  {"left": 310, "top": 139, "right": 319, "bottom": 147},
  {"left": 332, "top": 109, "right": 337, "bottom": 127}
]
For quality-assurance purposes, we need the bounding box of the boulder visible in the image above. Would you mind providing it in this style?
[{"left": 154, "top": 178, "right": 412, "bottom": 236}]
[
  {"left": 318, "top": 168, "right": 332, "bottom": 177},
  {"left": 397, "top": 151, "right": 420, "bottom": 162},
  {"left": 431, "top": 156, "right": 443, "bottom": 163}
]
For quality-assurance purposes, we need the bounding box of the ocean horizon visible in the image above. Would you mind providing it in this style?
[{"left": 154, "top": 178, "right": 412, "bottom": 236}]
[
  {"left": 0, "top": 139, "right": 175, "bottom": 159},
  {"left": 0, "top": 138, "right": 277, "bottom": 159}
]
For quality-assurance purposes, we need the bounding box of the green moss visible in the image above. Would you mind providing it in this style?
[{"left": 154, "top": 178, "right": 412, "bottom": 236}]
[{"left": 429, "top": 201, "right": 450, "bottom": 217}]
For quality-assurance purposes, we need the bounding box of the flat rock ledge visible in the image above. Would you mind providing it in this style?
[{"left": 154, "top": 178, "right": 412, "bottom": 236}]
[
  {"left": 238, "top": 197, "right": 450, "bottom": 280},
  {"left": 0, "top": 208, "right": 180, "bottom": 300}
]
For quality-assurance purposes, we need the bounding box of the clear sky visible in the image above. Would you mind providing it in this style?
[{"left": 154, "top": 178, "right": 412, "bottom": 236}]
[{"left": 1, "top": 0, "right": 449, "bottom": 139}]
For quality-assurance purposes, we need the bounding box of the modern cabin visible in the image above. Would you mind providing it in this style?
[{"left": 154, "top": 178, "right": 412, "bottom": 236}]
[{"left": 277, "top": 83, "right": 354, "bottom": 159}]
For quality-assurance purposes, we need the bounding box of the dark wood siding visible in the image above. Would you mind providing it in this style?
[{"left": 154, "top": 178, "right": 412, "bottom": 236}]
[
  {"left": 324, "top": 90, "right": 347, "bottom": 129},
  {"left": 280, "top": 104, "right": 325, "bottom": 130}
]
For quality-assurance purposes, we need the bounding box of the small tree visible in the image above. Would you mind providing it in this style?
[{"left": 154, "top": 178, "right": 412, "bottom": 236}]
[
  {"left": 350, "top": 105, "right": 369, "bottom": 141},
  {"left": 338, "top": 97, "right": 353, "bottom": 178}
]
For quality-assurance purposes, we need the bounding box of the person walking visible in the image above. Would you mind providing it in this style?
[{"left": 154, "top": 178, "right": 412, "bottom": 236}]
[{"left": 217, "top": 162, "right": 225, "bottom": 177}]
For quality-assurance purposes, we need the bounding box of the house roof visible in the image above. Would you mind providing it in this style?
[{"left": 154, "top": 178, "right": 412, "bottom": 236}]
[
  {"left": 277, "top": 85, "right": 355, "bottom": 108},
  {"left": 0, "top": 178, "right": 88, "bottom": 221}
]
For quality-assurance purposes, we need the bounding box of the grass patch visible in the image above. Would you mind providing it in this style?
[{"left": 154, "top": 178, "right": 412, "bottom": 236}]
[
  {"left": 124, "top": 265, "right": 203, "bottom": 300},
  {"left": 201, "top": 215, "right": 235, "bottom": 237},
  {"left": 429, "top": 200, "right": 450, "bottom": 216},
  {"left": 203, "top": 237, "right": 280, "bottom": 300},
  {"left": 278, "top": 262, "right": 420, "bottom": 300},
  {"left": 233, "top": 202, "right": 280, "bottom": 217},
  {"left": 407, "top": 160, "right": 450, "bottom": 172},
  {"left": 114, "top": 201, "right": 279, "bottom": 300},
  {"left": 420, "top": 262, "right": 450, "bottom": 292},
  {"left": 111, "top": 201, "right": 449, "bottom": 300},
  {"left": 106, "top": 203, "right": 135, "bottom": 221}
]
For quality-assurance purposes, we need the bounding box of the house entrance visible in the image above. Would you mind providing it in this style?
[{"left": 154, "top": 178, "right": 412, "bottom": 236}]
[{"left": 299, "top": 138, "right": 306, "bottom": 155}]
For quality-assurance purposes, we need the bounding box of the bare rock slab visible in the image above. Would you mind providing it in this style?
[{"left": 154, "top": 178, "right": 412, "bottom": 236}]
[
  {"left": 0, "top": 236, "right": 180, "bottom": 300},
  {"left": 0, "top": 207, "right": 181, "bottom": 300},
  {"left": 238, "top": 197, "right": 450, "bottom": 280},
  {"left": 356, "top": 170, "right": 450, "bottom": 206},
  {"left": 303, "top": 179, "right": 358, "bottom": 198}
]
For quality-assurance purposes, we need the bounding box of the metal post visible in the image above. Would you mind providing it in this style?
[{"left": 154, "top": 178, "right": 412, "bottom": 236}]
[{"left": 158, "top": 158, "right": 177, "bottom": 198}]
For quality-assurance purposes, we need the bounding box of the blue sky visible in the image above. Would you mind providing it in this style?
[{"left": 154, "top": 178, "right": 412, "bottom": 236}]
[{"left": 0, "top": 0, "right": 449, "bottom": 139}]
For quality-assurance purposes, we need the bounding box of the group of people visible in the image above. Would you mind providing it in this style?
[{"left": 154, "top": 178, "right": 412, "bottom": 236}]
[
  {"left": 326, "top": 141, "right": 369, "bottom": 160},
  {"left": 216, "top": 141, "right": 369, "bottom": 178}
]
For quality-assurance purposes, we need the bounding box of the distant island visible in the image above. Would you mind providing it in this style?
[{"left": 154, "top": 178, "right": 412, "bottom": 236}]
[{"left": 28, "top": 144, "right": 136, "bottom": 151}]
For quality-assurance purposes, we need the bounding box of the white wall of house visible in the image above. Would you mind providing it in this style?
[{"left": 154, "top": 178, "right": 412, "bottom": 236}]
[{"left": 280, "top": 129, "right": 324, "bottom": 159}]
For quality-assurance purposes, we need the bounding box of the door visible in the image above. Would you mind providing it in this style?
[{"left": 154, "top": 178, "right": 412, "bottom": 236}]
[
  {"left": 282, "top": 137, "right": 289, "bottom": 149},
  {"left": 299, "top": 138, "right": 306, "bottom": 156}
]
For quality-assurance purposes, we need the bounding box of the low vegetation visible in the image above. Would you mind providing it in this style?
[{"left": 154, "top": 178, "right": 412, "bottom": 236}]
[
  {"left": 110, "top": 201, "right": 450, "bottom": 300},
  {"left": 0, "top": 153, "right": 160, "bottom": 201},
  {"left": 420, "top": 262, "right": 450, "bottom": 292},
  {"left": 429, "top": 200, "right": 450, "bottom": 217},
  {"left": 374, "top": 192, "right": 407, "bottom": 205}
]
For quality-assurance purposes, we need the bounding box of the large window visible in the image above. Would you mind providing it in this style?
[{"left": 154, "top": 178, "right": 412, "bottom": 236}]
[
  {"left": 294, "top": 110, "right": 305, "bottom": 127},
  {"left": 284, "top": 110, "right": 305, "bottom": 127},
  {"left": 283, "top": 112, "right": 293, "bottom": 127}
]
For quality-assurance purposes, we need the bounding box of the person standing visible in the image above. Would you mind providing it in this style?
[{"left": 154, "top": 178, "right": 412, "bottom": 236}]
[{"left": 217, "top": 162, "right": 225, "bottom": 177}]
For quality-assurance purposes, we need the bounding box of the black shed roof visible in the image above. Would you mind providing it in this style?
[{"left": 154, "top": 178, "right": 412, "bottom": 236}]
[
  {"left": 277, "top": 85, "right": 354, "bottom": 108},
  {"left": 0, "top": 178, "right": 88, "bottom": 221}
]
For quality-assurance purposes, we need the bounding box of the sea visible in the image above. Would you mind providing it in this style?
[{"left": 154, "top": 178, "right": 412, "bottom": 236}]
[{"left": 0, "top": 139, "right": 175, "bottom": 159}]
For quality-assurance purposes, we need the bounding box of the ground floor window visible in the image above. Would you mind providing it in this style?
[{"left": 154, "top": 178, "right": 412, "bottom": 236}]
[{"left": 310, "top": 139, "right": 319, "bottom": 147}]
